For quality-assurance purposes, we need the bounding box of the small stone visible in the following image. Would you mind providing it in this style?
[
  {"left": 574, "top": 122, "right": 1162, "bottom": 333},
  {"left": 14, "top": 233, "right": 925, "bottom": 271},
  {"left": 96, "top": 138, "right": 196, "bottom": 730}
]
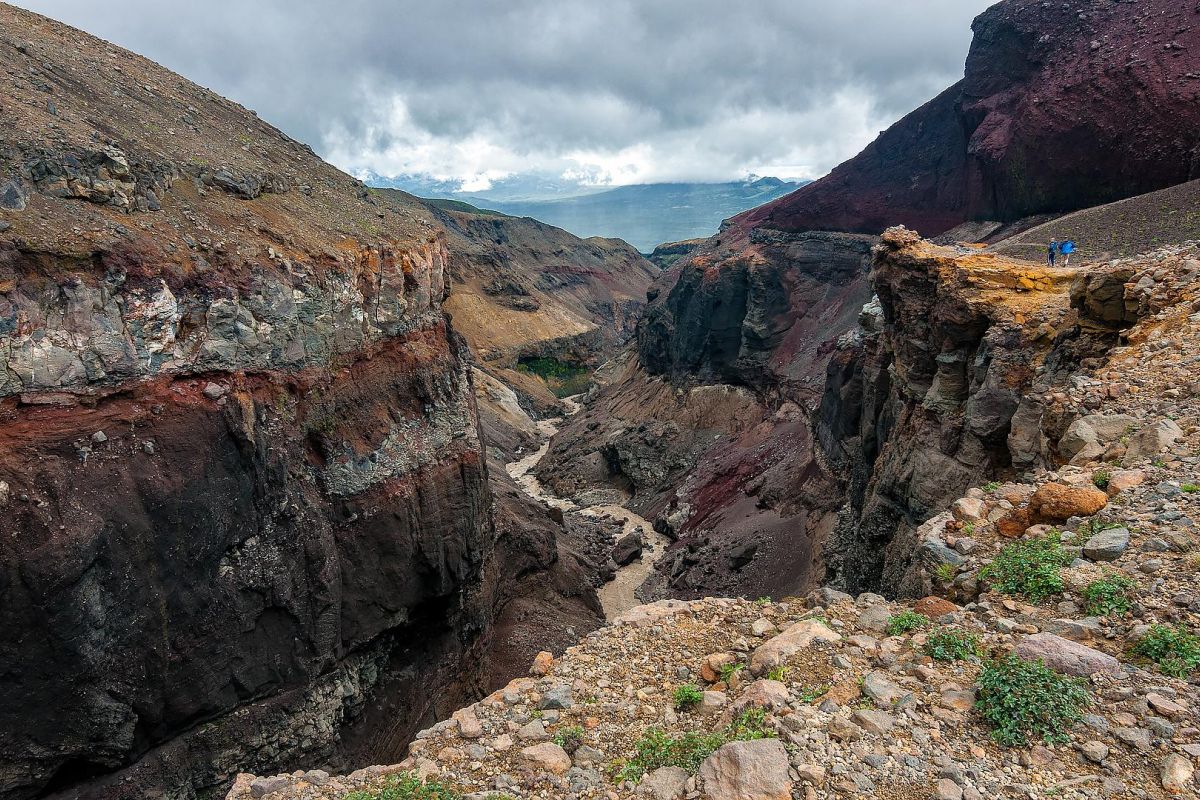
[
  {"left": 851, "top": 709, "right": 895, "bottom": 734},
  {"left": 1083, "top": 527, "right": 1130, "bottom": 561},
  {"left": 751, "top": 618, "right": 777, "bottom": 637},
  {"left": 860, "top": 671, "right": 905, "bottom": 706},
  {"left": 516, "top": 719, "right": 548, "bottom": 741},
  {"left": 1081, "top": 741, "right": 1109, "bottom": 763},
  {"left": 1147, "top": 693, "right": 1187, "bottom": 720},
  {"left": 935, "top": 778, "right": 963, "bottom": 800},
  {"left": 700, "top": 652, "right": 736, "bottom": 683},
  {"left": 203, "top": 382, "right": 228, "bottom": 400},
  {"left": 914, "top": 596, "right": 958, "bottom": 618},
  {"left": 249, "top": 776, "right": 292, "bottom": 798},
  {"left": 539, "top": 684, "right": 574, "bottom": 710},
  {"left": 530, "top": 650, "right": 554, "bottom": 675},
  {"left": 1115, "top": 726, "right": 1152, "bottom": 751},
  {"left": 453, "top": 709, "right": 483, "bottom": 739},
  {"left": 638, "top": 766, "right": 689, "bottom": 800},
  {"left": 698, "top": 690, "right": 727, "bottom": 715},
  {"left": 91, "top": 430, "right": 108, "bottom": 443}
]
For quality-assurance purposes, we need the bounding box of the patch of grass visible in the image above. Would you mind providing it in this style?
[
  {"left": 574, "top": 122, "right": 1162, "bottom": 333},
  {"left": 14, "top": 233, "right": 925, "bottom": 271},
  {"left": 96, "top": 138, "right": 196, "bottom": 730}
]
[
  {"left": 934, "top": 563, "right": 957, "bottom": 584},
  {"left": 673, "top": 684, "right": 703, "bottom": 711},
  {"left": 983, "top": 481, "right": 1001, "bottom": 493},
  {"left": 976, "top": 655, "right": 1090, "bottom": 747},
  {"left": 923, "top": 627, "right": 981, "bottom": 661},
  {"left": 553, "top": 724, "right": 585, "bottom": 753},
  {"left": 1181, "top": 483, "right": 1200, "bottom": 493},
  {"left": 886, "top": 610, "right": 929, "bottom": 636},
  {"left": 962, "top": 521, "right": 976, "bottom": 535},
  {"left": 766, "top": 665, "right": 790, "bottom": 682},
  {"left": 980, "top": 535, "right": 1073, "bottom": 603},
  {"left": 1130, "top": 623, "right": 1200, "bottom": 677},
  {"left": 1153, "top": 458, "right": 1168, "bottom": 468},
  {"left": 515, "top": 356, "right": 591, "bottom": 398},
  {"left": 755, "top": 596, "right": 772, "bottom": 606},
  {"left": 718, "top": 661, "right": 743, "bottom": 682},
  {"left": 343, "top": 773, "right": 461, "bottom": 800},
  {"left": 797, "top": 684, "right": 830, "bottom": 703},
  {"left": 1092, "top": 469, "right": 1110, "bottom": 491},
  {"left": 615, "top": 709, "right": 774, "bottom": 783},
  {"left": 1081, "top": 572, "right": 1136, "bottom": 616}
]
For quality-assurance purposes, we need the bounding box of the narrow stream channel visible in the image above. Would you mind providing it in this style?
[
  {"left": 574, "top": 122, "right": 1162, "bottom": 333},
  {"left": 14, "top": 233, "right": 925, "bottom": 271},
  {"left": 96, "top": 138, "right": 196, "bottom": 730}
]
[{"left": 504, "top": 396, "right": 671, "bottom": 620}]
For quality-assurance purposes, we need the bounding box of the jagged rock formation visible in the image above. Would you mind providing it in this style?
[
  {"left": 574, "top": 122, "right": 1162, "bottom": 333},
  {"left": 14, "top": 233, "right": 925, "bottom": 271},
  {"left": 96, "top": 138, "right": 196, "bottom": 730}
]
[
  {"left": 228, "top": 230, "right": 1200, "bottom": 800},
  {"left": 0, "top": 6, "right": 604, "bottom": 800},
  {"left": 737, "top": 0, "right": 1200, "bottom": 238},
  {"left": 537, "top": 0, "right": 1200, "bottom": 603}
]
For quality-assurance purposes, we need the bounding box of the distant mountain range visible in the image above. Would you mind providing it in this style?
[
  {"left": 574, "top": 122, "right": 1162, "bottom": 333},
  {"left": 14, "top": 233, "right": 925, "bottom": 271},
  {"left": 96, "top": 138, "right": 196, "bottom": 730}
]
[{"left": 364, "top": 174, "right": 806, "bottom": 252}]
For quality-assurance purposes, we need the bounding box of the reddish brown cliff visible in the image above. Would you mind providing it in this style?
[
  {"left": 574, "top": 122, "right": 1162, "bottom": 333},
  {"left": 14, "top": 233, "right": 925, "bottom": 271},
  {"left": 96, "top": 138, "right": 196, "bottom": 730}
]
[
  {"left": 0, "top": 6, "right": 601, "bottom": 800},
  {"left": 739, "top": 0, "right": 1200, "bottom": 238}
]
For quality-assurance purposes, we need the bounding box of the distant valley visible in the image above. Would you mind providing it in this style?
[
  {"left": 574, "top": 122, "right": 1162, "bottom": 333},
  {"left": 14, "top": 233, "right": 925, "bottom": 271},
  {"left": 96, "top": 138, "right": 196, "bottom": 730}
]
[{"left": 367, "top": 175, "right": 805, "bottom": 251}]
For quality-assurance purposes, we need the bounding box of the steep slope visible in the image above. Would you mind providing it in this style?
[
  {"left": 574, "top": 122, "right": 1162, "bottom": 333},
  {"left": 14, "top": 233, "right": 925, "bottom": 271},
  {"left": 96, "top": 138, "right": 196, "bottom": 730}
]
[
  {"left": 0, "top": 6, "right": 598, "bottom": 800},
  {"left": 737, "top": 0, "right": 1200, "bottom": 238}
]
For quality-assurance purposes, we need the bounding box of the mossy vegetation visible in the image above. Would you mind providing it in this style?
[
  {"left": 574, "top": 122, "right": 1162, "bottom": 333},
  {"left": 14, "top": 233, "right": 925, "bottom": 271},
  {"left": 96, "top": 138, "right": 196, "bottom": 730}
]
[{"left": 515, "top": 356, "right": 591, "bottom": 397}]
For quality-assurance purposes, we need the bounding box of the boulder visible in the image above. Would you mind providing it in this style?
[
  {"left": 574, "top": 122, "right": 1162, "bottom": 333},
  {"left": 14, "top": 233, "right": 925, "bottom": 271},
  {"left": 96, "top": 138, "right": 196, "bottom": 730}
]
[
  {"left": 1014, "top": 633, "right": 1120, "bottom": 676},
  {"left": 1106, "top": 469, "right": 1145, "bottom": 495},
  {"left": 1124, "top": 419, "right": 1183, "bottom": 465},
  {"left": 614, "top": 599, "right": 693, "bottom": 627},
  {"left": 860, "top": 671, "right": 906, "bottom": 706},
  {"left": 749, "top": 619, "right": 841, "bottom": 676},
  {"left": 1161, "top": 753, "right": 1194, "bottom": 795},
  {"left": 1082, "top": 527, "right": 1130, "bottom": 561},
  {"left": 698, "top": 739, "right": 792, "bottom": 800},
  {"left": 1028, "top": 483, "right": 1108, "bottom": 521},
  {"left": 914, "top": 596, "right": 958, "bottom": 618},
  {"left": 612, "top": 531, "right": 644, "bottom": 566},
  {"left": 519, "top": 742, "right": 572, "bottom": 775}
]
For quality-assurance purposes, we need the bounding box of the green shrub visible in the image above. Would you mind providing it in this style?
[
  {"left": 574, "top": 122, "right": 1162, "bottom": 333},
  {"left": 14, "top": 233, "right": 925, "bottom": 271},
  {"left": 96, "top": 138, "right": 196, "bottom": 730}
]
[
  {"left": 766, "top": 665, "right": 790, "bottom": 682},
  {"left": 886, "top": 610, "right": 930, "bottom": 636},
  {"left": 1081, "top": 572, "right": 1136, "bottom": 616},
  {"left": 553, "top": 724, "right": 585, "bottom": 753},
  {"left": 1092, "top": 470, "right": 1110, "bottom": 490},
  {"left": 1182, "top": 483, "right": 1200, "bottom": 493},
  {"left": 343, "top": 773, "right": 461, "bottom": 800},
  {"left": 976, "top": 655, "right": 1090, "bottom": 747},
  {"left": 934, "top": 563, "right": 957, "bottom": 584},
  {"left": 515, "top": 357, "right": 591, "bottom": 398},
  {"left": 673, "top": 684, "right": 703, "bottom": 711},
  {"left": 922, "top": 627, "right": 981, "bottom": 661},
  {"left": 983, "top": 481, "right": 1001, "bottom": 493},
  {"left": 1130, "top": 624, "right": 1200, "bottom": 677},
  {"left": 718, "top": 661, "right": 743, "bottom": 682},
  {"left": 797, "top": 684, "right": 830, "bottom": 703},
  {"left": 615, "top": 709, "right": 774, "bottom": 783},
  {"left": 980, "top": 535, "right": 1072, "bottom": 603}
]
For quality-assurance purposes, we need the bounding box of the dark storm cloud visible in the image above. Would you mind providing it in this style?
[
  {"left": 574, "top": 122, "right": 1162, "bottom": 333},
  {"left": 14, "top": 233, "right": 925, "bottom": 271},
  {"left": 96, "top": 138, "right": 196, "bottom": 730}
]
[{"left": 10, "top": 0, "right": 996, "bottom": 185}]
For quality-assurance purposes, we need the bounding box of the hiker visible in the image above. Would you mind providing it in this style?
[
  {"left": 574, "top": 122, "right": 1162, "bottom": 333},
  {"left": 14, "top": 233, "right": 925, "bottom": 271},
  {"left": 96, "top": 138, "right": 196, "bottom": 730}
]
[
  {"left": 1048, "top": 239, "right": 1057, "bottom": 267},
  {"left": 1060, "top": 238, "right": 1076, "bottom": 266}
]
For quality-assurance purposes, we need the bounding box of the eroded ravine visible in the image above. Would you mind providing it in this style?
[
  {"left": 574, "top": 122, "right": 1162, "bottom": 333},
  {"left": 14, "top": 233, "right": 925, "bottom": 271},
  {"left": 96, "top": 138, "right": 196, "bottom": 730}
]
[{"left": 505, "top": 396, "right": 671, "bottom": 619}]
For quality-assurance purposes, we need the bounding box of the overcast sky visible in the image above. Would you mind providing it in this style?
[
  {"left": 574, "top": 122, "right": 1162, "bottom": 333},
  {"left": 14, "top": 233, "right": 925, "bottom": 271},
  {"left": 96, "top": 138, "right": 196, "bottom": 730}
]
[{"left": 13, "top": 1, "right": 995, "bottom": 188}]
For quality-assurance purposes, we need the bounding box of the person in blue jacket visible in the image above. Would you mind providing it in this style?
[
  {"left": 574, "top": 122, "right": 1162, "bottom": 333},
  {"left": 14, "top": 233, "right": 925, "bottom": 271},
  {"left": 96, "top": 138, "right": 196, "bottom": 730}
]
[
  {"left": 1060, "top": 239, "right": 1077, "bottom": 266},
  {"left": 1048, "top": 239, "right": 1057, "bottom": 267}
]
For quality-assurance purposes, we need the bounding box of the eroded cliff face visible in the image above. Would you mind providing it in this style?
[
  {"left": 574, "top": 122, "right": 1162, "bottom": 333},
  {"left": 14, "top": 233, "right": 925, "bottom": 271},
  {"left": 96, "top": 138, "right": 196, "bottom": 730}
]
[
  {"left": 0, "top": 6, "right": 587, "bottom": 799},
  {"left": 738, "top": 0, "right": 1200, "bottom": 237},
  {"left": 816, "top": 228, "right": 1090, "bottom": 594}
]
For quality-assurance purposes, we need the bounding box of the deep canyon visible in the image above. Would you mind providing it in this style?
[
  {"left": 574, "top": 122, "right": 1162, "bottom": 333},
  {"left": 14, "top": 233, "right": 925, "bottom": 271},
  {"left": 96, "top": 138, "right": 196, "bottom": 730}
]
[{"left": 3, "top": 1, "right": 1200, "bottom": 799}]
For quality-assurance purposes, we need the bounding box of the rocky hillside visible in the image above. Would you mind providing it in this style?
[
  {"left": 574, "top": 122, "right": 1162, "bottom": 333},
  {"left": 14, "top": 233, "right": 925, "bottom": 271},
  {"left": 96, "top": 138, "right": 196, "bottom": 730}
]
[
  {"left": 535, "top": 0, "right": 1200, "bottom": 603},
  {"left": 737, "top": 0, "right": 1200, "bottom": 238},
  {"left": 227, "top": 226, "right": 1200, "bottom": 800},
  {"left": 0, "top": 6, "right": 602, "bottom": 799}
]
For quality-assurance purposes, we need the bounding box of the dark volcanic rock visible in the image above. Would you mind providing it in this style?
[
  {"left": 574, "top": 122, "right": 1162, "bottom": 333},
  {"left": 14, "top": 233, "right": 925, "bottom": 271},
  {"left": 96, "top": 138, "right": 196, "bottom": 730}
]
[
  {"left": 737, "top": 0, "right": 1200, "bottom": 238},
  {"left": 611, "top": 531, "right": 644, "bottom": 566}
]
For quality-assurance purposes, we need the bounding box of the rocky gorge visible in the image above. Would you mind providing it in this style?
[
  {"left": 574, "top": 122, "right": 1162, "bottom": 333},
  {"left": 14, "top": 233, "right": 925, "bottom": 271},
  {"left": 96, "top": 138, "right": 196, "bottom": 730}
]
[{"left": 6, "top": 0, "right": 1200, "bottom": 799}]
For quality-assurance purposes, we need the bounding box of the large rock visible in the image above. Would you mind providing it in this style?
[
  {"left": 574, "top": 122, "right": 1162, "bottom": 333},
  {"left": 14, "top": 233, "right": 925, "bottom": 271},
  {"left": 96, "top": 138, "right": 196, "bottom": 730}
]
[
  {"left": 698, "top": 739, "right": 792, "bottom": 800},
  {"left": 612, "top": 531, "right": 644, "bottom": 566},
  {"left": 1014, "top": 633, "right": 1121, "bottom": 676},
  {"left": 749, "top": 619, "right": 841, "bottom": 676},
  {"left": 1028, "top": 483, "right": 1108, "bottom": 521},
  {"left": 1059, "top": 414, "right": 1137, "bottom": 464},
  {"left": 1124, "top": 419, "right": 1184, "bottom": 465},
  {"left": 519, "top": 742, "right": 572, "bottom": 775}
]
